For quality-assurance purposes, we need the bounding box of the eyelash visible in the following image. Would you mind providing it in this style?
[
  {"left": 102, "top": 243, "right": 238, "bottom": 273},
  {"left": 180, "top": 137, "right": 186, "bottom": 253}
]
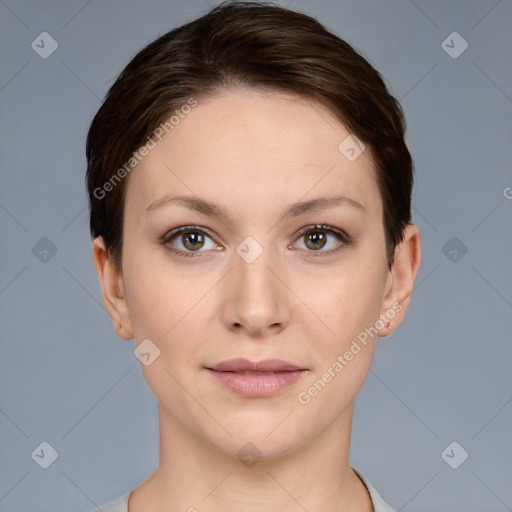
[{"left": 160, "top": 224, "right": 353, "bottom": 259}]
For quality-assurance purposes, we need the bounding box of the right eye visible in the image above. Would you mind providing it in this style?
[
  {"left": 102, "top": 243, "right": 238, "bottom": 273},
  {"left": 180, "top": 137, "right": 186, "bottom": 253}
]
[{"left": 161, "top": 225, "right": 222, "bottom": 258}]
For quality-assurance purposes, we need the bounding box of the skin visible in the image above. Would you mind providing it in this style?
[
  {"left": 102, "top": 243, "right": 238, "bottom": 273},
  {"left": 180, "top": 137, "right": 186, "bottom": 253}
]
[{"left": 93, "top": 88, "right": 421, "bottom": 512}]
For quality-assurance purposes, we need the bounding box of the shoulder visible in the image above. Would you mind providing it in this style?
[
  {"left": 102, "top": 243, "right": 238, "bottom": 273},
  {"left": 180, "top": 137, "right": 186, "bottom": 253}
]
[
  {"left": 88, "top": 490, "right": 131, "bottom": 512},
  {"left": 351, "top": 467, "right": 396, "bottom": 512}
]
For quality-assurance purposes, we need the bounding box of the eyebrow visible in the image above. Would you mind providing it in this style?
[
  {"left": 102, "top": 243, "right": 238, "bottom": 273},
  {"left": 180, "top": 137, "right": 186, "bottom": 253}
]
[{"left": 145, "top": 194, "right": 367, "bottom": 219}]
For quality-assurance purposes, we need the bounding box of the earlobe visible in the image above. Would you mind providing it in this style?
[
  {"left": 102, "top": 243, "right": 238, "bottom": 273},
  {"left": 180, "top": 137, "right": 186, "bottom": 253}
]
[
  {"left": 92, "top": 236, "right": 134, "bottom": 340},
  {"left": 378, "top": 224, "right": 422, "bottom": 338}
]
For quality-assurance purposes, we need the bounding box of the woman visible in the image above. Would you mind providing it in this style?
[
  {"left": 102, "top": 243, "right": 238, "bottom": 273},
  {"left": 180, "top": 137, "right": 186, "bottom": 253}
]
[{"left": 87, "top": 1, "right": 421, "bottom": 510}]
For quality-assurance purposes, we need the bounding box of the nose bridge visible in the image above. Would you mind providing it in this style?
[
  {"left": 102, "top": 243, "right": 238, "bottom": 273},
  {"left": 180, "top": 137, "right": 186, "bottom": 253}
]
[
  {"left": 223, "top": 235, "right": 287, "bottom": 334},
  {"left": 237, "top": 239, "right": 275, "bottom": 291}
]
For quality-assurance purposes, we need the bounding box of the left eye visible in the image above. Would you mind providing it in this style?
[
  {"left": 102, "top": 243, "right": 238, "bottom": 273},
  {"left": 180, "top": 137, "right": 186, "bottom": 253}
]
[{"left": 291, "top": 224, "right": 352, "bottom": 255}]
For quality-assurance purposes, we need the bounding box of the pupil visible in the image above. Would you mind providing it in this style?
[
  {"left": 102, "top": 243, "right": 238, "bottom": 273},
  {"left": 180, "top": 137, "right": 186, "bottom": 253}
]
[
  {"left": 184, "top": 232, "right": 203, "bottom": 250},
  {"left": 308, "top": 232, "right": 326, "bottom": 249}
]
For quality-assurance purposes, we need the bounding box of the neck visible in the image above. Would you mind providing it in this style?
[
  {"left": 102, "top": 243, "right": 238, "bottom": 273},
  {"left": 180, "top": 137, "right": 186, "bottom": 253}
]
[{"left": 128, "top": 402, "right": 373, "bottom": 512}]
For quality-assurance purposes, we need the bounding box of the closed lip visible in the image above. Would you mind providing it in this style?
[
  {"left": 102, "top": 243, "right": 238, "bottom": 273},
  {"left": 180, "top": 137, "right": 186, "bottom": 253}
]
[{"left": 205, "top": 358, "right": 306, "bottom": 373}]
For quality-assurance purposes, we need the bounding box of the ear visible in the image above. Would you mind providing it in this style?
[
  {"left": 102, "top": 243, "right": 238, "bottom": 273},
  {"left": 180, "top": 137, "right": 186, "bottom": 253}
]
[
  {"left": 378, "top": 224, "right": 422, "bottom": 338},
  {"left": 92, "top": 236, "right": 134, "bottom": 340}
]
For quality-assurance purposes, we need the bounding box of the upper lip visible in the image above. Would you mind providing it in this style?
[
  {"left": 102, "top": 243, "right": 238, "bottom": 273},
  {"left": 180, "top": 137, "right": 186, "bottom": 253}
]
[{"left": 206, "top": 358, "right": 306, "bottom": 373}]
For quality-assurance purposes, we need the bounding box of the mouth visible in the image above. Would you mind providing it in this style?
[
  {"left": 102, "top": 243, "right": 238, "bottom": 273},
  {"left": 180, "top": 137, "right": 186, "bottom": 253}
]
[
  {"left": 220, "top": 370, "right": 286, "bottom": 375},
  {"left": 205, "top": 358, "right": 307, "bottom": 397},
  {"left": 206, "top": 358, "right": 307, "bottom": 373}
]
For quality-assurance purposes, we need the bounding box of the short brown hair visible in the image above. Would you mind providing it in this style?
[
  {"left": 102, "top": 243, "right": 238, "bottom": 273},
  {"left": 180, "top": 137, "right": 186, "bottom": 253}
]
[{"left": 86, "top": 0, "right": 414, "bottom": 269}]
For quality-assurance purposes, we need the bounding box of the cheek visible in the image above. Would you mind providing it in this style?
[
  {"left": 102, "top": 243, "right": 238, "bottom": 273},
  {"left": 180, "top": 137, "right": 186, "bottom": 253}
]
[
  {"left": 298, "top": 273, "right": 386, "bottom": 404},
  {"left": 123, "top": 242, "right": 190, "bottom": 334},
  {"left": 127, "top": 273, "right": 205, "bottom": 344},
  {"left": 297, "top": 268, "right": 386, "bottom": 409},
  {"left": 123, "top": 250, "right": 216, "bottom": 376},
  {"left": 124, "top": 264, "right": 210, "bottom": 410},
  {"left": 307, "top": 260, "right": 386, "bottom": 340}
]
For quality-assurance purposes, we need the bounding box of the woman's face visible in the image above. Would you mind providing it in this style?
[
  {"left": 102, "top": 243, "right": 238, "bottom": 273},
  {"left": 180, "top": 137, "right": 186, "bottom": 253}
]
[{"left": 106, "top": 89, "right": 410, "bottom": 459}]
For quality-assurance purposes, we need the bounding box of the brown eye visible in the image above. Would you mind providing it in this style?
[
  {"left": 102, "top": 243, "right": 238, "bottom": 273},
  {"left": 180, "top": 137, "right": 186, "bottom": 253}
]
[
  {"left": 162, "top": 226, "right": 220, "bottom": 258},
  {"left": 293, "top": 224, "right": 352, "bottom": 256},
  {"left": 180, "top": 231, "right": 205, "bottom": 251},
  {"left": 304, "top": 231, "right": 328, "bottom": 250}
]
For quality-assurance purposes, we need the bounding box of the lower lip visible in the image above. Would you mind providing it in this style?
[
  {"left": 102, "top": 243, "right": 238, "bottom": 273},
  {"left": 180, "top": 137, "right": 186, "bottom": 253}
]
[{"left": 206, "top": 369, "right": 306, "bottom": 397}]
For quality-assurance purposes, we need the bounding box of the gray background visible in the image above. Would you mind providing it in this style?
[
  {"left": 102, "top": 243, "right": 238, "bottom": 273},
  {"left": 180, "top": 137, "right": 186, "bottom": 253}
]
[{"left": 1, "top": 0, "right": 511, "bottom": 511}]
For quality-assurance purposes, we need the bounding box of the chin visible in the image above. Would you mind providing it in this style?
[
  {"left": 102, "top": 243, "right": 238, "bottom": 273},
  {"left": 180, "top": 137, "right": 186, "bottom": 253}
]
[{"left": 207, "top": 414, "right": 311, "bottom": 462}]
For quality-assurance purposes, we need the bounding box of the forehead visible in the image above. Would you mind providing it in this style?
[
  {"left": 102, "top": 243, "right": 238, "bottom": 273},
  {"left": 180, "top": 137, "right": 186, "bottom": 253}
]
[{"left": 125, "top": 89, "right": 381, "bottom": 221}]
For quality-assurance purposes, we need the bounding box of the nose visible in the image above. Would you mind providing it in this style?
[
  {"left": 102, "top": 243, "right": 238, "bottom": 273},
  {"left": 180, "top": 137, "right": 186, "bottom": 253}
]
[{"left": 220, "top": 242, "right": 289, "bottom": 338}]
